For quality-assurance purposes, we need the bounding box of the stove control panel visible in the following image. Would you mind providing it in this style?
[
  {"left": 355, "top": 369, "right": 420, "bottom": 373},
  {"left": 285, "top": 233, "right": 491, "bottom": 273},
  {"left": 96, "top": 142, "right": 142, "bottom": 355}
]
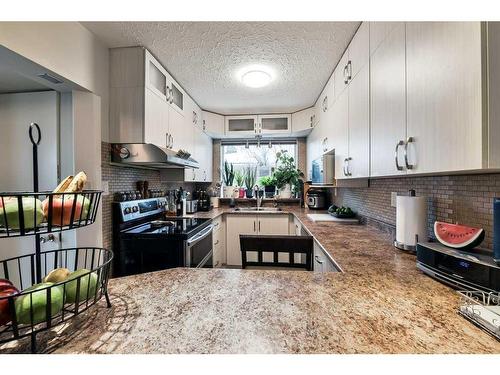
[{"left": 118, "top": 197, "right": 167, "bottom": 222}]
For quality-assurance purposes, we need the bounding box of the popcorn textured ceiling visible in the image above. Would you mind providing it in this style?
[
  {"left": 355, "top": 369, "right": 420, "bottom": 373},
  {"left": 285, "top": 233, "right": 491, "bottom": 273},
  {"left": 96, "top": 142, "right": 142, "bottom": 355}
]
[{"left": 83, "top": 22, "right": 360, "bottom": 114}]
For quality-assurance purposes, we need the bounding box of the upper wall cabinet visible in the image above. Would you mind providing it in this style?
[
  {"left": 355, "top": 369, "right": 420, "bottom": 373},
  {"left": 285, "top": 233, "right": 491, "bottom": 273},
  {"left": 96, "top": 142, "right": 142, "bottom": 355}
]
[
  {"left": 202, "top": 110, "right": 225, "bottom": 138},
  {"left": 405, "top": 22, "right": 485, "bottom": 174},
  {"left": 224, "top": 114, "right": 291, "bottom": 137},
  {"left": 260, "top": 114, "right": 291, "bottom": 135},
  {"left": 334, "top": 22, "right": 369, "bottom": 99},
  {"left": 225, "top": 115, "right": 259, "bottom": 137},
  {"left": 291, "top": 107, "right": 315, "bottom": 136},
  {"left": 370, "top": 22, "right": 407, "bottom": 177},
  {"left": 110, "top": 47, "right": 189, "bottom": 152}
]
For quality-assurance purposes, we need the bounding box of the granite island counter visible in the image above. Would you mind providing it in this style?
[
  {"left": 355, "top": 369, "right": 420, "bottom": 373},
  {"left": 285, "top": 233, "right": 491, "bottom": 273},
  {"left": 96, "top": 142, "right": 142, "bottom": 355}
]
[{"left": 2, "top": 207, "right": 499, "bottom": 353}]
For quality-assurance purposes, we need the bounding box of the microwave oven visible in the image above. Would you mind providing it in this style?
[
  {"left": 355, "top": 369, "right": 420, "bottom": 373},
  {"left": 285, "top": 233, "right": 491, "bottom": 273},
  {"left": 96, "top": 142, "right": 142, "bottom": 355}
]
[{"left": 311, "top": 153, "right": 335, "bottom": 185}]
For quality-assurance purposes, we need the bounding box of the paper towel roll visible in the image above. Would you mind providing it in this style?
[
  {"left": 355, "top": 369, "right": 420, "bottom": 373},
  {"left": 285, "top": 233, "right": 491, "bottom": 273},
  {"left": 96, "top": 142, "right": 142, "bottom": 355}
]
[{"left": 396, "top": 195, "right": 428, "bottom": 248}]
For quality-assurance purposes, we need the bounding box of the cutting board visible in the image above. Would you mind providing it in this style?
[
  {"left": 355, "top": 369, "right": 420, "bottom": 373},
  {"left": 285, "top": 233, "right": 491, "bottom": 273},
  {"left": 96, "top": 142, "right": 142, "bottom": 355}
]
[{"left": 307, "top": 213, "right": 359, "bottom": 224}]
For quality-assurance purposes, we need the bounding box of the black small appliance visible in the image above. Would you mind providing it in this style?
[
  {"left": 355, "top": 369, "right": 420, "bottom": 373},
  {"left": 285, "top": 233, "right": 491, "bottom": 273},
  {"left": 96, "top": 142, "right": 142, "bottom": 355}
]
[{"left": 417, "top": 241, "right": 500, "bottom": 293}]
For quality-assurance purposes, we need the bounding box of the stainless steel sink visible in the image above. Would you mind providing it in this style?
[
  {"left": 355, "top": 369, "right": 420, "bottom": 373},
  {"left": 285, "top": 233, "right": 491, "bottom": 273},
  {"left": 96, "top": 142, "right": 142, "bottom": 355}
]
[{"left": 233, "top": 207, "right": 282, "bottom": 213}]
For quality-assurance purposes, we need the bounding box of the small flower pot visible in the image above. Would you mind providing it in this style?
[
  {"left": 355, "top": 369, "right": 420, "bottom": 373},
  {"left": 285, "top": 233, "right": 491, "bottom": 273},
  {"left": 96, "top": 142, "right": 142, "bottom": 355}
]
[
  {"left": 264, "top": 185, "right": 276, "bottom": 198},
  {"left": 245, "top": 189, "right": 254, "bottom": 199}
]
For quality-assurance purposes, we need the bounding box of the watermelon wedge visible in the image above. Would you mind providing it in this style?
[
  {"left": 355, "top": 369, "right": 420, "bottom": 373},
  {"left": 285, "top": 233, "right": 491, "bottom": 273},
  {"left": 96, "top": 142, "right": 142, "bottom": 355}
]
[{"left": 434, "top": 221, "right": 485, "bottom": 250}]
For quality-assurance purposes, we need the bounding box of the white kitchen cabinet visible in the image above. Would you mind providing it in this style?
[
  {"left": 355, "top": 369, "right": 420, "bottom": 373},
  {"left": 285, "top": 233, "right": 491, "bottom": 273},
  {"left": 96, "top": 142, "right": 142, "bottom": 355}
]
[
  {"left": 370, "top": 22, "right": 402, "bottom": 55},
  {"left": 168, "top": 103, "right": 187, "bottom": 151},
  {"left": 110, "top": 47, "right": 188, "bottom": 146},
  {"left": 144, "top": 87, "right": 167, "bottom": 147},
  {"left": 370, "top": 23, "right": 407, "bottom": 177},
  {"left": 316, "top": 78, "right": 334, "bottom": 154},
  {"left": 145, "top": 51, "right": 168, "bottom": 100},
  {"left": 226, "top": 215, "right": 258, "bottom": 266},
  {"left": 333, "top": 50, "right": 349, "bottom": 100},
  {"left": 331, "top": 88, "right": 349, "bottom": 179},
  {"left": 313, "top": 241, "right": 337, "bottom": 273},
  {"left": 212, "top": 215, "right": 225, "bottom": 267},
  {"left": 225, "top": 114, "right": 291, "bottom": 137},
  {"left": 259, "top": 114, "right": 291, "bottom": 135},
  {"left": 347, "top": 64, "right": 370, "bottom": 178},
  {"left": 347, "top": 22, "right": 370, "bottom": 81},
  {"left": 406, "top": 22, "right": 483, "bottom": 174},
  {"left": 225, "top": 115, "right": 258, "bottom": 137},
  {"left": 202, "top": 110, "right": 224, "bottom": 137},
  {"left": 225, "top": 214, "right": 290, "bottom": 267},
  {"left": 186, "top": 103, "right": 213, "bottom": 182},
  {"left": 333, "top": 23, "right": 369, "bottom": 99},
  {"left": 291, "top": 107, "right": 315, "bottom": 136}
]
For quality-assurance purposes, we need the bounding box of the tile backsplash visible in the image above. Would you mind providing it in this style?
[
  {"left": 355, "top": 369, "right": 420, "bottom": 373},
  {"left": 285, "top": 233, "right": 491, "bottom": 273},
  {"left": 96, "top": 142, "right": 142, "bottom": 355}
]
[
  {"left": 101, "top": 142, "right": 207, "bottom": 250},
  {"left": 332, "top": 173, "right": 500, "bottom": 250}
]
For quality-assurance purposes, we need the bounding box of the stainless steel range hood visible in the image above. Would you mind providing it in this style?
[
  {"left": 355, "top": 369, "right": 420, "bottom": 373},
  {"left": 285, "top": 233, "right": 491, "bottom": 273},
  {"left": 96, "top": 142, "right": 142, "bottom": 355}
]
[{"left": 110, "top": 143, "right": 199, "bottom": 169}]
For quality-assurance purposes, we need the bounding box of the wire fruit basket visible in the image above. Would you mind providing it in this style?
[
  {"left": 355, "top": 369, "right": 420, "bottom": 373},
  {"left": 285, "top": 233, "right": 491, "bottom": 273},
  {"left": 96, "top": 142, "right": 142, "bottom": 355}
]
[
  {"left": 0, "top": 123, "right": 112, "bottom": 353},
  {"left": 0, "top": 191, "right": 102, "bottom": 238},
  {"left": 457, "top": 289, "right": 500, "bottom": 341},
  {"left": 0, "top": 247, "right": 112, "bottom": 352}
]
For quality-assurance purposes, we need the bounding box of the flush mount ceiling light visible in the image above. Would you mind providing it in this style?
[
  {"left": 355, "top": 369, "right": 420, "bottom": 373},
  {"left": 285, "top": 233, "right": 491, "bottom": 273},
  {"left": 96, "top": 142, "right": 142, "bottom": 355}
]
[{"left": 238, "top": 65, "right": 275, "bottom": 88}]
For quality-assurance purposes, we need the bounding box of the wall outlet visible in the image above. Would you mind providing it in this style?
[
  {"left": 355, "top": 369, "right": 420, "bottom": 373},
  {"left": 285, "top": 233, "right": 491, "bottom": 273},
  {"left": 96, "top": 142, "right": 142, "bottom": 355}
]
[
  {"left": 391, "top": 192, "right": 398, "bottom": 208},
  {"left": 102, "top": 180, "right": 110, "bottom": 195}
]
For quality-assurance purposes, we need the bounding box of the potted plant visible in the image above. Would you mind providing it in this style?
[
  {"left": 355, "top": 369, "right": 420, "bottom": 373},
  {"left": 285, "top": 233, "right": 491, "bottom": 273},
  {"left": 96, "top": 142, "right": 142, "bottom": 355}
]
[
  {"left": 234, "top": 171, "right": 245, "bottom": 198},
  {"left": 259, "top": 175, "right": 277, "bottom": 198},
  {"left": 272, "top": 151, "right": 304, "bottom": 199},
  {"left": 244, "top": 166, "right": 257, "bottom": 199},
  {"left": 222, "top": 161, "right": 236, "bottom": 198}
]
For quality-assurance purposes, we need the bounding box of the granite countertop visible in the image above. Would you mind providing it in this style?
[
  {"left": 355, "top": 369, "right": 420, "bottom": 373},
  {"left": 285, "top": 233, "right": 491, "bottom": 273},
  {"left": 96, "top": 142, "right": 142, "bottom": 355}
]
[{"left": 2, "top": 207, "right": 500, "bottom": 353}]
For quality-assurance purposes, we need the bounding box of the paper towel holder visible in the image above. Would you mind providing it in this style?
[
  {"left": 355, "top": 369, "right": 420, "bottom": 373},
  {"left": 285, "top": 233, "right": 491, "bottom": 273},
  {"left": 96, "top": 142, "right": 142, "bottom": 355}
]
[{"left": 394, "top": 234, "right": 419, "bottom": 253}]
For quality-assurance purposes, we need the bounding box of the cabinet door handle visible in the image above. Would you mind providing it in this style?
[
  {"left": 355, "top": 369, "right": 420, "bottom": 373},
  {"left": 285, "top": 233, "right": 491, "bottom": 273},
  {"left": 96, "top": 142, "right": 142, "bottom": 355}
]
[
  {"left": 214, "top": 239, "right": 219, "bottom": 245},
  {"left": 192, "top": 169, "right": 196, "bottom": 180},
  {"left": 347, "top": 60, "right": 352, "bottom": 81},
  {"left": 343, "top": 64, "right": 349, "bottom": 84},
  {"left": 166, "top": 133, "right": 169, "bottom": 148},
  {"left": 347, "top": 157, "right": 352, "bottom": 176},
  {"left": 395, "top": 140, "right": 404, "bottom": 171},
  {"left": 314, "top": 255, "right": 324, "bottom": 264},
  {"left": 254, "top": 123, "right": 257, "bottom": 134},
  {"left": 404, "top": 137, "right": 415, "bottom": 170},
  {"left": 258, "top": 220, "right": 261, "bottom": 232},
  {"left": 322, "top": 96, "right": 328, "bottom": 112},
  {"left": 169, "top": 88, "right": 174, "bottom": 104},
  {"left": 166, "top": 86, "right": 171, "bottom": 101},
  {"left": 203, "top": 170, "right": 207, "bottom": 181}
]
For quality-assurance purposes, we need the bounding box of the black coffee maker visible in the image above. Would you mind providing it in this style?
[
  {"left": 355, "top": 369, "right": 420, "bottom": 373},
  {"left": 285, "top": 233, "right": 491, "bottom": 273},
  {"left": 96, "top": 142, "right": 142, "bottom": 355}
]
[{"left": 196, "top": 190, "right": 211, "bottom": 211}]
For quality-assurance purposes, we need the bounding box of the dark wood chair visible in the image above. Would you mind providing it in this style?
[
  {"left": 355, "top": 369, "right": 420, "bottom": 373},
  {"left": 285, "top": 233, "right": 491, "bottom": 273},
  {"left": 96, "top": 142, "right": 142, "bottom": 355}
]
[{"left": 239, "top": 234, "right": 313, "bottom": 271}]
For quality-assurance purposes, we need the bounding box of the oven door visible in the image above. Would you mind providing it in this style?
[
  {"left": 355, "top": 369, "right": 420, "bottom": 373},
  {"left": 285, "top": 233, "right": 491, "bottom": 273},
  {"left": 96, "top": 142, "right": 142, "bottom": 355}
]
[{"left": 185, "top": 224, "right": 213, "bottom": 268}]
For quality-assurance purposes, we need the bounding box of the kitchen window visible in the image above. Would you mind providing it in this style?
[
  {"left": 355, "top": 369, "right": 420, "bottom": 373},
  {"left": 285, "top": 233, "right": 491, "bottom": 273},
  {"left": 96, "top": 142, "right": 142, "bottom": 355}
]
[{"left": 220, "top": 140, "right": 297, "bottom": 181}]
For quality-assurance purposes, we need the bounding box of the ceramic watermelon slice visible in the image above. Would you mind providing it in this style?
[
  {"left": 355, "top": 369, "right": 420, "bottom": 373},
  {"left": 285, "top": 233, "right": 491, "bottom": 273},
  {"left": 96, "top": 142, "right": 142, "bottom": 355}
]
[{"left": 434, "top": 221, "right": 485, "bottom": 250}]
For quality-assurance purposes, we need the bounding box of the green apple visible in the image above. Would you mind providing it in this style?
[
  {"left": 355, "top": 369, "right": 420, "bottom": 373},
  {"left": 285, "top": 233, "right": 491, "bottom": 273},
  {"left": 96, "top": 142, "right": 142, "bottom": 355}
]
[
  {"left": 15, "top": 282, "right": 64, "bottom": 325},
  {"left": 0, "top": 197, "right": 44, "bottom": 230},
  {"left": 65, "top": 269, "right": 98, "bottom": 304}
]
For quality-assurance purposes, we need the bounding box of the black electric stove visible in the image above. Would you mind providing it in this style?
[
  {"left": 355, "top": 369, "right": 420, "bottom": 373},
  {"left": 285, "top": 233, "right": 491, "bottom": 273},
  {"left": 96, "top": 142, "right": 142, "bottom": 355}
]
[
  {"left": 112, "top": 198, "right": 213, "bottom": 277},
  {"left": 121, "top": 218, "right": 211, "bottom": 238}
]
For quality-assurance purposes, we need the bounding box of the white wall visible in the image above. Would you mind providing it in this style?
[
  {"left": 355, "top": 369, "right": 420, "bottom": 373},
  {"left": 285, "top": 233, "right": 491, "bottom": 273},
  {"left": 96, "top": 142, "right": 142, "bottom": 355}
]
[
  {"left": 0, "top": 22, "right": 108, "bottom": 248},
  {"left": 0, "top": 22, "right": 110, "bottom": 141}
]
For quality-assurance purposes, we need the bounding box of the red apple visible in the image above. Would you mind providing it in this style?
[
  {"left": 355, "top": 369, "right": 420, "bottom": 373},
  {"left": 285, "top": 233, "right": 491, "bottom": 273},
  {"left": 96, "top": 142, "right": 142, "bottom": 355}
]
[
  {"left": 0, "top": 285, "right": 19, "bottom": 326},
  {"left": 0, "top": 279, "right": 13, "bottom": 289},
  {"left": 42, "top": 196, "right": 83, "bottom": 226}
]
